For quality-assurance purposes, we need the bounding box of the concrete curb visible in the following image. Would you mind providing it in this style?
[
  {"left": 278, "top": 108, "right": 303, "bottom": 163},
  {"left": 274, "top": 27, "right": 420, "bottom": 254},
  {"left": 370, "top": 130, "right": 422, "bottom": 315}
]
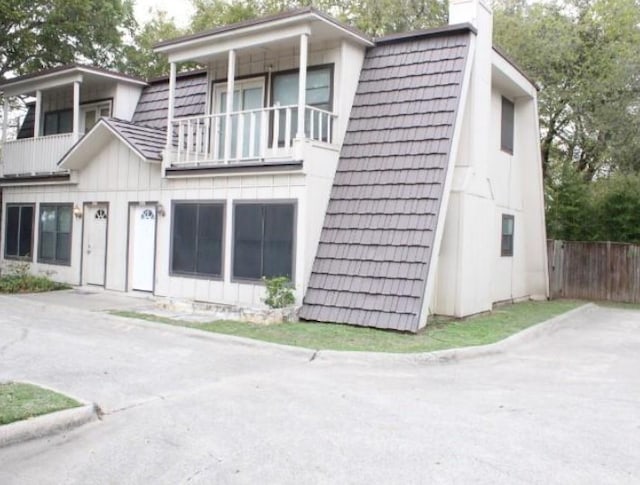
[
  {"left": 0, "top": 294, "right": 596, "bottom": 365},
  {"left": 312, "top": 303, "right": 597, "bottom": 365},
  {"left": 0, "top": 391, "right": 99, "bottom": 449}
]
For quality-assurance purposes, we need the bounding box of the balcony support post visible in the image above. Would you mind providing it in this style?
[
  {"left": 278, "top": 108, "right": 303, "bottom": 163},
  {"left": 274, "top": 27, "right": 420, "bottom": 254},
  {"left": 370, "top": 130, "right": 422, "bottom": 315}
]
[
  {"left": 72, "top": 81, "right": 80, "bottom": 142},
  {"left": 296, "top": 33, "right": 308, "bottom": 139},
  {"left": 166, "top": 62, "right": 176, "bottom": 150},
  {"left": 34, "top": 90, "right": 42, "bottom": 138},
  {"left": 224, "top": 49, "right": 236, "bottom": 163},
  {"left": 2, "top": 97, "right": 8, "bottom": 144}
]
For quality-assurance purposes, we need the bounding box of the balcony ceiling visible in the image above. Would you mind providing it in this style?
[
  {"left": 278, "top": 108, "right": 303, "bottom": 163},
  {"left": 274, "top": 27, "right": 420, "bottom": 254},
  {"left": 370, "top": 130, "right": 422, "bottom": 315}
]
[{"left": 155, "top": 7, "right": 373, "bottom": 64}]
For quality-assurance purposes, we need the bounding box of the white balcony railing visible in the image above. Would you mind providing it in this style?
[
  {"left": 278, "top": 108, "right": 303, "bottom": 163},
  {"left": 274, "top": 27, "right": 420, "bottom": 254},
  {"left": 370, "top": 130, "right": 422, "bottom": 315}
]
[
  {"left": 169, "top": 105, "right": 336, "bottom": 167},
  {"left": 1, "top": 133, "right": 75, "bottom": 176}
]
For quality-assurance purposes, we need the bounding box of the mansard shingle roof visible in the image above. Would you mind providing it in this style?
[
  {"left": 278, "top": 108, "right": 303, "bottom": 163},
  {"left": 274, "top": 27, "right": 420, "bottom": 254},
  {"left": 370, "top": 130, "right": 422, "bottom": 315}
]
[{"left": 299, "top": 29, "right": 472, "bottom": 332}]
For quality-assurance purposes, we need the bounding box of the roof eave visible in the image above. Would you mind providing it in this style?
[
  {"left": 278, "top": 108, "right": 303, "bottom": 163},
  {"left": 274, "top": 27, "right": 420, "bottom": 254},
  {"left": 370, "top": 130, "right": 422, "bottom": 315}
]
[
  {"left": 0, "top": 64, "right": 147, "bottom": 95},
  {"left": 154, "top": 8, "right": 373, "bottom": 55}
]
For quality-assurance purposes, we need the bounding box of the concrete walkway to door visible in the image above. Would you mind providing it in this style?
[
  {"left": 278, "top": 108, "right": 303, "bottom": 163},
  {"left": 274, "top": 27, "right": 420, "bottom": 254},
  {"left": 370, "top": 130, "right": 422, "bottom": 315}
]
[{"left": 0, "top": 292, "right": 639, "bottom": 484}]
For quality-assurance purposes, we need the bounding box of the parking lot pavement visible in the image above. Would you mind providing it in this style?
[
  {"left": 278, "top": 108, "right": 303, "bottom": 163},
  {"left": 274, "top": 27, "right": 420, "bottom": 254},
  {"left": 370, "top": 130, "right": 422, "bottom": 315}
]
[{"left": 0, "top": 294, "right": 639, "bottom": 484}]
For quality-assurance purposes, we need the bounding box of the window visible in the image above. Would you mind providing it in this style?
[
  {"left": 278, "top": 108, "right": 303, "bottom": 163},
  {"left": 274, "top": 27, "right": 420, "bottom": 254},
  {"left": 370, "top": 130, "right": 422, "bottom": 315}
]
[
  {"left": 4, "top": 205, "right": 34, "bottom": 259},
  {"left": 171, "top": 202, "right": 224, "bottom": 278},
  {"left": 38, "top": 205, "right": 72, "bottom": 265},
  {"left": 43, "top": 109, "right": 73, "bottom": 136},
  {"left": 501, "top": 96, "right": 515, "bottom": 153},
  {"left": 271, "top": 65, "right": 332, "bottom": 142},
  {"left": 501, "top": 214, "right": 515, "bottom": 257},
  {"left": 81, "top": 102, "right": 112, "bottom": 133},
  {"left": 233, "top": 203, "right": 295, "bottom": 281}
]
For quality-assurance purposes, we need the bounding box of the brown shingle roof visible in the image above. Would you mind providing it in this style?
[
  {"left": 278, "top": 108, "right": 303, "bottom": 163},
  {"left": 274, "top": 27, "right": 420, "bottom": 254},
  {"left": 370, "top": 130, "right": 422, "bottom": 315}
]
[{"left": 299, "top": 29, "right": 472, "bottom": 333}]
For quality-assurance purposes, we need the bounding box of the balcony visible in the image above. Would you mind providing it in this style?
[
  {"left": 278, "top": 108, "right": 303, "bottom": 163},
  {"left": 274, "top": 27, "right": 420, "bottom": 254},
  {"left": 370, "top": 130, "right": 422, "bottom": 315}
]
[
  {"left": 166, "top": 104, "right": 336, "bottom": 167},
  {"left": 1, "top": 133, "right": 75, "bottom": 177}
]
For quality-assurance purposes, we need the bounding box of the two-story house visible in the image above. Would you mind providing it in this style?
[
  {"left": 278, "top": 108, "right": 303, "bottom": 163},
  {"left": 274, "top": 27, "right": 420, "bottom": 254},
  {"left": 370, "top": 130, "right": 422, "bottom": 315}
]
[{"left": 0, "top": 0, "right": 548, "bottom": 332}]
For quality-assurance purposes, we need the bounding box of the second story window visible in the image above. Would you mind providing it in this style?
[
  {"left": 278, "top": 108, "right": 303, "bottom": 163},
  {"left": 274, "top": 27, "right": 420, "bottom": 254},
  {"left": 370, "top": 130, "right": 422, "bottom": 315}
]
[
  {"left": 43, "top": 110, "right": 72, "bottom": 136},
  {"left": 271, "top": 65, "right": 332, "bottom": 142},
  {"left": 501, "top": 96, "right": 515, "bottom": 154}
]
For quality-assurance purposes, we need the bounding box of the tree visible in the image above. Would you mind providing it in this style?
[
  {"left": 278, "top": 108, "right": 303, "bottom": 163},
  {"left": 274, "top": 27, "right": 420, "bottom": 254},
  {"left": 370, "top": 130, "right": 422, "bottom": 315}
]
[
  {"left": 122, "top": 9, "right": 185, "bottom": 79},
  {"left": 493, "top": 0, "right": 640, "bottom": 180},
  {"left": 0, "top": 0, "right": 136, "bottom": 80}
]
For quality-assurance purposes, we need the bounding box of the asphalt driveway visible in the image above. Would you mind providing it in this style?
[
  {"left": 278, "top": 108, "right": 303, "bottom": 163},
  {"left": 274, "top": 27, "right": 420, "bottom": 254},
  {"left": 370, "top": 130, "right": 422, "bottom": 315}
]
[{"left": 0, "top": 293, "right": 639, "bottom": 484}]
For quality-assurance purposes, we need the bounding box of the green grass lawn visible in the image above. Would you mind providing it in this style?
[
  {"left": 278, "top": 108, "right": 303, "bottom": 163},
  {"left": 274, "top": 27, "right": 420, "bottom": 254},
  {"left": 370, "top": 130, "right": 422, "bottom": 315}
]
[
  {"left": 0, "top": 382, "right": 80, "bottom": 426},
  {"left": 112, "top": 299, "right": 583, "bottom": 353}
]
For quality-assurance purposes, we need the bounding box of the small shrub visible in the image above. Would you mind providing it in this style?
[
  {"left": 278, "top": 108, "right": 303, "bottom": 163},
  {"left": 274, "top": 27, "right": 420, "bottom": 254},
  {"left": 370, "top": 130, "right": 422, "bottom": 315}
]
[
  {"left": 262, "top": 276, "right": 295, "bottom": 309},
  {"left": 0, "top": 262, "right": 69, "bottom": 293}
]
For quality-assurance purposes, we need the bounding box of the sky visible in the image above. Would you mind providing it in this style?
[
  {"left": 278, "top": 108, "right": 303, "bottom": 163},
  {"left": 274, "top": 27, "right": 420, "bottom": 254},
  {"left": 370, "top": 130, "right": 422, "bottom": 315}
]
[{"left": 134, "top": 0, "right": 195, "bottom": 28}]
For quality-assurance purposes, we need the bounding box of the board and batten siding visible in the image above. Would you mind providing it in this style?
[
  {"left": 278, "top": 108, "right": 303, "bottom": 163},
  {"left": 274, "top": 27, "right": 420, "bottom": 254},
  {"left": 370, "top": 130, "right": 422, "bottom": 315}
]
[{"left": 1, "top": 136, "right": 318, "bottom": 307}]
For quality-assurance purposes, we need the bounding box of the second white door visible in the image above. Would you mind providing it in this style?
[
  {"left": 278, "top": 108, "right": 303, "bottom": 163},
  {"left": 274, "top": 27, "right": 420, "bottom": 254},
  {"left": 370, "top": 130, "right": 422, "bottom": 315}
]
[{"left": 130, "top": 205, "right": 156, "bottom": 292}]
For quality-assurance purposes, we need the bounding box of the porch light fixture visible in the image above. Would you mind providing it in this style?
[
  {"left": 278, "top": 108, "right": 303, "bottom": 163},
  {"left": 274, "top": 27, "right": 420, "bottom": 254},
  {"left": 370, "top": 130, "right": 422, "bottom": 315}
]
[
  {"left": 73, "top": 205, "right": 82, "bottom": 219},
  {"left": 157, "top": 204, "right": 166, "bottom": 217}
]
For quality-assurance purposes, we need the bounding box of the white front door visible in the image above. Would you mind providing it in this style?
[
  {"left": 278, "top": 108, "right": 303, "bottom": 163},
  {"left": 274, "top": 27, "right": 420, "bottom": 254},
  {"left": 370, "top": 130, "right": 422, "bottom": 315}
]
[
  {"left": 130, "top": 205, "right": 156, "bottom": 292},
  {"left": 82, "top": 204, "right": 108, "bottom": 286}
]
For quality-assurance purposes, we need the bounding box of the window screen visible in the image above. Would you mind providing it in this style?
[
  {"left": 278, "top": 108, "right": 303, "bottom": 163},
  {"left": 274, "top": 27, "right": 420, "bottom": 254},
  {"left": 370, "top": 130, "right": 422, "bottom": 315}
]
[
  {"left": 501, "top": 214, "right": 515, "bottom": 257},
  {"left": 38, "top": 205, "right": 72, "bottom": 265},
  {"left": 4, "top": 205, "right": 34, "bottom": 259},
  {"left": 501, "top": 97, "right": 515, "bottom": 153},
  {"left": 233, "top": 203, "right": 295, "bottom": 281},
  {"left": 171, "top": 202, "right": 224, "bottom": 278}
]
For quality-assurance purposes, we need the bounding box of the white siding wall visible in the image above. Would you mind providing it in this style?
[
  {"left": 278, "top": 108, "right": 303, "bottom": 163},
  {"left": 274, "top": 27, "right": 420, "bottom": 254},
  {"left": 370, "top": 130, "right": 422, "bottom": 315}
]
[{"left": 431, "top": 82, "right": 548, "bottom": 317}]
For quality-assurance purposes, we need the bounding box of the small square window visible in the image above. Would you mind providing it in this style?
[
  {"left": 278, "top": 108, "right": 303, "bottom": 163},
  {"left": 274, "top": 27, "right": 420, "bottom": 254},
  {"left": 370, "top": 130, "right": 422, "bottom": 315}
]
[
  {"left": 501, "top": 96, "right": 514, "bottom": 153},
  {"left": 501, "top": 214, "right": 515, "bottom": 257}
]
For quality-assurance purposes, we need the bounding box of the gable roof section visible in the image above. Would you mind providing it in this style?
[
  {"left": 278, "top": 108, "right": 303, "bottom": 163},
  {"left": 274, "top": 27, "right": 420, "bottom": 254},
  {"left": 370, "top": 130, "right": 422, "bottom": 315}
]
[
  {"left": 132, "top": 71, "right": 207, "bottom": 130},
  {"left": 299, "top": 29, "right": 472, "bottom": 333},
  {"left": 59, "top": 117, "right": 165, "bottom": 170}
]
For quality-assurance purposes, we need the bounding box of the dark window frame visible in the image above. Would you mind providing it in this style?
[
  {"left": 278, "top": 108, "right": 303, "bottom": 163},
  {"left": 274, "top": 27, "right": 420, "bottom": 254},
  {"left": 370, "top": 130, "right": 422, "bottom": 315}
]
[
  {"left": 40, "top": 97, "right": 114, "bottom": 137},
  {"left": 43, "top": 108, "right": 73, "bottom": 136},
  {"left": 38, "top": 203, "right": 73, "bottom": 266},
  {"left": 4, "top": 203, "right": 35, "bottom": 261},
  {"left": 169, "top": 200, "right": 226, "bottom": 280},
  {"left": 269, "top": 64, "right": 335, "bottom": 145},
  {"left": 501, "top": 96, "right": 515, "bottom": 154},
  {"left": 501, "top": 214, "right": 515, "bottom": 257},
  {"left": 231, "top": 200, "right": 297, "bottom": 284}
]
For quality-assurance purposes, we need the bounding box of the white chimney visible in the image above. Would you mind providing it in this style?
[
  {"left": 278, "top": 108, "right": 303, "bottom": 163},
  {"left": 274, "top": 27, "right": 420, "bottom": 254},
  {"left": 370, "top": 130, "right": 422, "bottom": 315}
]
[{"left": 448, "top": 0, "right": 493, "bottom": 175}]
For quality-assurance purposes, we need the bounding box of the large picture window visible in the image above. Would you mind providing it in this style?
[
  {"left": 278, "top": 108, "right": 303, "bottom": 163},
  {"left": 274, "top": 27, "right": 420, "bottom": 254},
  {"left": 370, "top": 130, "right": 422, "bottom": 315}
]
[
  {"left": 171, "top": 202, "right": 224, "bottom": 278},
  {"left": 4, "top": 204, "right": 34, "bottom": 259},
  {"left": 233, "top": 203, "right": 295, "bottom": 281},
  {"left": 271, "top": 65, "right": 332, "bottom": 142},
  {"left": 38, "top": 204, "right": 72, "bottom": 265}
]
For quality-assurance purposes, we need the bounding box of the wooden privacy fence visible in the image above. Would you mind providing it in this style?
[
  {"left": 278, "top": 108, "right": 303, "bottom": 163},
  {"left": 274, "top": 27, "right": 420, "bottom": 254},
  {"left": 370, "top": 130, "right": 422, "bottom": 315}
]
[{"left": 548, "top": 240, "right": 640, "bottom": 302}]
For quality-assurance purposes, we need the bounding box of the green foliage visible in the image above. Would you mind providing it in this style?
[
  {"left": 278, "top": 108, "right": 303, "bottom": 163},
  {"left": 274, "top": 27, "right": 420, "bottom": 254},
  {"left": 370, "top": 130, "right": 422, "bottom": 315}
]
[
  {"left": 0, "top": 262, "right": 69, "bottom": 293},
  {"left": 262, "top": 276, "right": 295, "bottom": 309},
  {"left": 0, "top": 0, "right": 136, "bottom": 80},
  {"left": 493, "top": 0, "right": 640, "bottom": 179},
  {"left": 122, "top": 9, "right": 187, "bottom": 79},
  {"left": 546, "top": 171, "right": 640, "bottom": 243}
]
